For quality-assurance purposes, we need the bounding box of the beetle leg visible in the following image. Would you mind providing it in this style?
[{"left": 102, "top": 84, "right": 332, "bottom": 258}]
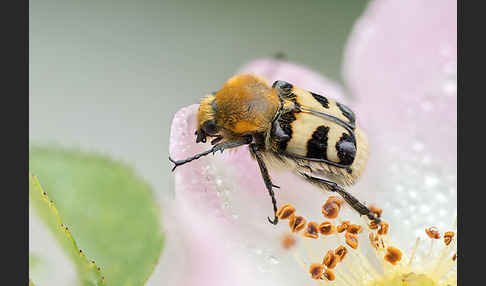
[
  {"left": 298, "top": 172, "right": 381, "bottom": 224},
  {"left": 169, "top": 136, "right": 252, "bottom": 171},
  {"left": 250, "top": 144, "right": 279, "bottom": 225}
]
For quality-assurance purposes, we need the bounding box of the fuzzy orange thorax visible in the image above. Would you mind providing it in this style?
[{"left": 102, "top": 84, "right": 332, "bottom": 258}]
[{"left": 198, "top": 74, "right": 280, "bottom": 135}]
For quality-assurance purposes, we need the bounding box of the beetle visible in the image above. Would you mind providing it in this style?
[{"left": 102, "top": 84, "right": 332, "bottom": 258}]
[{"left": 169, "top": 74, "right": 380, "bottom": 225}]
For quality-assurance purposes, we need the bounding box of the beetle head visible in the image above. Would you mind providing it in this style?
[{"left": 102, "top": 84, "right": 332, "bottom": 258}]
[{"left": 196, "top": 94, "right": 220, "bottom": 143}]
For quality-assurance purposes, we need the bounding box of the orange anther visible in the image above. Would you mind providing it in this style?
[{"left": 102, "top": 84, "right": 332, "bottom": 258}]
[
  {"left": 289, "top": 215, "right": 307, "bottom": 232},
  {"left": 309, "top": 263, "right": 324, "bottom": 280},
  {"left": 384, "top": 246, "right": 402, "bottom": 265},
  {"left": 347, "top": 224, "right": 363, "bottom": 234},
  {"left": 345, "top": 232, "right": 359, "bottom": 249},
  {"left": 323, "top": 269, "right": 335, "bottom": 281},
  {"left": 337, "top": 221, "right": 350, "bottom": 233},
  {"left": 335, "top": 246, "right": 347, "bottom": 262},
  {"left": 368, "top": 220, "right": 379, "bottom": 230},
  {"left": 444, "top": 231, "right": 455, "bottom": 246},
  {"left": 322, "top": 250, "right": 338, "bottom": 269},
  {"left": 318, "top": 221, "right": 335, "bottom": 235},
  {"left": 327, "top": 196, "right": 343, "bottom": 207},
  {"left": 378, "top": 221, "right": 389, "bottom": 235},
  {"left": 276, "top": 204, "right": 296, "bottom": 220},
  {"left": 304, "top": 222, "right": 319, "bottom": 239},
  {"left": 322, "top": 199, "right": 341, "bottom": 219},
  {"left": 425, "top": 227, "right": 441, "bottom": 239}
]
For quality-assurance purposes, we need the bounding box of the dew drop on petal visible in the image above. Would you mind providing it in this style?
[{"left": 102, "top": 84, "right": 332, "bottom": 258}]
[
  {"left": 424, "top": 176, "right": 439, "bottom": 188},
  {"left": 252, "top": 248, "right": 263, "bottom": 255},
  {"left": 412, "top": 141, "right": 424, "bottom": 152},
  {"left": 409, "top": 191, "right": 418, "bottom": 200},
  {"left": 435, "top": 193, "right": 448, "bottom": 204},
  {"left": 442, "top": 80, "right": 457, "bottom": 96},
  {"left": 268, "top": 256, "right": 280, "bottom": 265}
]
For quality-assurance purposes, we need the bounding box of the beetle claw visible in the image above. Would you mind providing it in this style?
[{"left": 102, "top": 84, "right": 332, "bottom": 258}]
[
  {"left": 168, "top": 156, "right": 179, "bottom": 172},
  {"left": 267, "top": 216, "right": 279, "bottom": 225}
]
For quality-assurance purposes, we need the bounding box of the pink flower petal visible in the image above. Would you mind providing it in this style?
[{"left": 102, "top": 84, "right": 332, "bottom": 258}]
[
  {"left": 342, "top": 0, "right": 457, "bottom": 248},
  {"left": 343, "top": 0, "right": 457, "bottom": 166},
  {"left": 147, "top": 195, "right": 263, "bottom": 286}
]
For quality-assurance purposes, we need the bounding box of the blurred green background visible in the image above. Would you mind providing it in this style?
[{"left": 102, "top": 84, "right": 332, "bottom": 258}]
[{"left": 29, "top": 0, "right": 369, "bottom": 197}]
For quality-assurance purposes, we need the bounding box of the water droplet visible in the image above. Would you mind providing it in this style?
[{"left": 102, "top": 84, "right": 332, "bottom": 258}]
[
  {"left": 252, "top": 248, "right": 263, "bottom": 255},
  {"left": 222, "top": 201, "right": 230, "bottom": 209},
  {"left": 435, "top": 193, "right": 447, "bottom": 204},
  {"left": 409, "top": 191, "right": 418, "bottom": 200},
  {"left": 268, "top": 255, "right": 280, "bottom": 265},
  {"left": 412, "top": 142, "right": 424, "bottom": 152},
  {"left": 442, "top": 80, "right": 456, "bottom": 96},
  {"left": 395, "top": 184, "right": 404, "bottom": 193}
]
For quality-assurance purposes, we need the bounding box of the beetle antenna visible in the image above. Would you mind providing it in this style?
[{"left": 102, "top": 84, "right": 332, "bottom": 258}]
[
  {"left": 168, "top": 149, "right": 215, "bottom": 172},
  {"left": 169, "top": 137, "right": 253, "bottom": 172}
]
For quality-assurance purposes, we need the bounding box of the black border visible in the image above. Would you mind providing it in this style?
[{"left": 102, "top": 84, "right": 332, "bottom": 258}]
[
  {"left": 3, "top": 0, "right": 29, "bottom": 283},
  {"left": 457, "top": 1, "right": 463, "bottom": 284},
  {"left": 458, "top": 0, "right": 478, "bottom": 284}
]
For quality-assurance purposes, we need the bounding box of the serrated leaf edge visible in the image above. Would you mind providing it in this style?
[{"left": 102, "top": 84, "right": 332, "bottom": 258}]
[{"left": 29, "top": 173, "right": 106, "bottom": 285}]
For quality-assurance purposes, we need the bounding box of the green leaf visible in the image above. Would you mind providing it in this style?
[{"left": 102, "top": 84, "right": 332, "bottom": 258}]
[
  {"left": 29, "top": 146, "right": 164, "bottom": 286},
  {"left": 29, "top": 279, "right": 36, "bottom": 286},
  {"left": 29, "top": 174, "right": 105, "bottom": 285}
]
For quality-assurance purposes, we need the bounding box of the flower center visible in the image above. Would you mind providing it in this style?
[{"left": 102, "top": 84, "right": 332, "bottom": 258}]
[
  {"left": 371, "top": 272, "right": 438, "bottom": 286},
  {"left": 276, "top": 202, "right": 457, "bottom": 285}
]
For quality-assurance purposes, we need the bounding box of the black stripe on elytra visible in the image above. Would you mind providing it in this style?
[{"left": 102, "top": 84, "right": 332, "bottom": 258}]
[
  {"left": 275, "top": 111, "right": 296, "bottom": 151},
  {"left": 306, "top": 125, "right": 330, "bottom": 160},
  {"left": 310, "top": 92, "right": 329, "bottom": 109},
  {"left": 336, "top": 133, "right": 356, "bottom": 166},
  {"left": 336, "top": 102, "right": 356, "bottom": 128}
]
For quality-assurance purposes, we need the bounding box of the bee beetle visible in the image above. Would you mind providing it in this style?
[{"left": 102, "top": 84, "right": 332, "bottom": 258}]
[{"left": 169, "top": 74, "right": 380, "bottom": 225}]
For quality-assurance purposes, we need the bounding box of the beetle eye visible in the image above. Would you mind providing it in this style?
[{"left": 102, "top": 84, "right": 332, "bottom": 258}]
[
  {"left": 195, "top": 129, "right": 206, "bottom": 143},
  {"left": 201, "top": 120, "right": 218, "bottom": 135}
]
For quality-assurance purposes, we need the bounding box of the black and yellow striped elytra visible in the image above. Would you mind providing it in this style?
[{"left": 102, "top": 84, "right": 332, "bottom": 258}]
[
  {"left": 169, "top": 74, "right": 379, "bottom": 225},
  {"left": 269, "top": 80, "right": 367, "bottom": 188}
]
